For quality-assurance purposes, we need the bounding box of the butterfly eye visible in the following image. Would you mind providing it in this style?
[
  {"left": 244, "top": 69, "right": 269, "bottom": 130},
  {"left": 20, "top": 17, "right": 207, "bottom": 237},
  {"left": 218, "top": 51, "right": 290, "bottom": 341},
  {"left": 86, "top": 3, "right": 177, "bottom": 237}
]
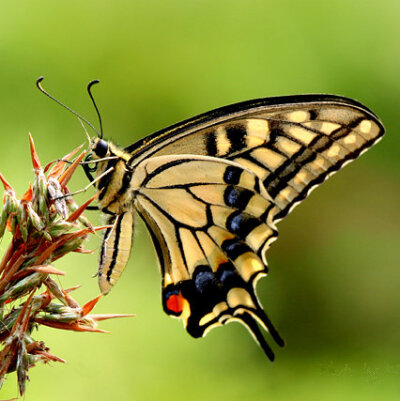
[{"left": 94, "top": 139, "right": 109, "bottom": 158}]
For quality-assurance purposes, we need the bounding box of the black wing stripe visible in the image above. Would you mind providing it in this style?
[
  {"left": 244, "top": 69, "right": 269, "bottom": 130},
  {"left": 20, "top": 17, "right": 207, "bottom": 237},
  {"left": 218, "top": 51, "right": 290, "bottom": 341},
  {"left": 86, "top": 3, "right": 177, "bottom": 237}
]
[
  {"left": 99, "top": 215, "right": 116, "bottom": 269},
  {"left": 205, "top": 131, "right": 218, "bottom": 155},
  {"left": 225, "top": 125, "right": 247, "bottom": 153},
  {"left": 106, "top": 213, "right": 123, "bottom": 281},
  {"left": 330, "top": 117, "right": 364, "bottom": 140}
]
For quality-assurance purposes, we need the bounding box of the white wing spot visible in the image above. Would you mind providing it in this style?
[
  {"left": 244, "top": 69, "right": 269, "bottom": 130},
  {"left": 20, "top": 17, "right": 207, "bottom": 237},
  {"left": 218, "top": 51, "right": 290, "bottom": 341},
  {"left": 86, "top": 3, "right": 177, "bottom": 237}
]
[
  {"left": 227, "top": 288, "right": 253, "bottom": 308},
  {"left": 288, "top": 110, "right": 309, "bottom": 123},
  {"left": 247, "top": 119, "right": 270, "bottom": 140},
  {"left": 343, "top": 133, "right": 358, "bottom": 145},
  {"left": 326, "top": 143, "right": 343, "bottom": 158},
  {"left": 320, "top": 122, "right": 341, "bottom": 135},
  {"left": 359, "top": 119, "right": 372, "bottom": 134},
  {"left": 216, "top": 126, "right": 231, "bottom": 155}
]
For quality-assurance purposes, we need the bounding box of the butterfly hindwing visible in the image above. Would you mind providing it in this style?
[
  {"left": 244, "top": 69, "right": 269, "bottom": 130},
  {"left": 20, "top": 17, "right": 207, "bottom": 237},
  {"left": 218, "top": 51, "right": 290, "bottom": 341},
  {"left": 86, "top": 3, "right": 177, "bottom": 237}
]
[{"left": 131, "top": 155, "right": 283, "bottom": 359}]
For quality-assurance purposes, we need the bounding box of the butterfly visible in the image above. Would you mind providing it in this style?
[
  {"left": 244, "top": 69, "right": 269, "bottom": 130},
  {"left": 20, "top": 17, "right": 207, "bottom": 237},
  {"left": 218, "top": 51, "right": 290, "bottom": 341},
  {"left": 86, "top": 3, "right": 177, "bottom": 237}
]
[{"left": 83, "top": 94, "right": 384, "bottom": 360}]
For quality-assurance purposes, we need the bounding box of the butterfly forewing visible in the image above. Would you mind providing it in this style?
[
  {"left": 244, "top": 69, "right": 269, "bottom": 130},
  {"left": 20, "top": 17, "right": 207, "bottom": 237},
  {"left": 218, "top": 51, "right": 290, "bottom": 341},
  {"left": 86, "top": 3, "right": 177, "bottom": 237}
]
[{"left": 125, "top": 95, "right": 384, "bottom": 222}]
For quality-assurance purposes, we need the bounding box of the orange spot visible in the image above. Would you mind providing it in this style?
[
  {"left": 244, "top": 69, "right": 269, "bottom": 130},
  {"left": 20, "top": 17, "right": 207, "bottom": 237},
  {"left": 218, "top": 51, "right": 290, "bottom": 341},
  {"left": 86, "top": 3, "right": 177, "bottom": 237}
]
[{"left": 166, "top": 293, "right": 184, "bottom": 314}]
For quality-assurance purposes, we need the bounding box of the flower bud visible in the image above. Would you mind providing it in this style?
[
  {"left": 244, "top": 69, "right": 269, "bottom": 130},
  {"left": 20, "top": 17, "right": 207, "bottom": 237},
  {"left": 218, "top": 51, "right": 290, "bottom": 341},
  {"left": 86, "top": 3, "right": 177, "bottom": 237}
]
[
  {"left": 5, "top": 191, "right": 18, "bottom": 214},
  {"left": 26, "top": 203, "right": 44, "bottom": 232},
  {"left": 0, "top": 204, "right": 8, "bottom": 239},
  {"left": 52, "top": 236, "right": 86, "bottom": 259},
  {"left": 0, "top": 273, "right": 46, "bottom": 304},
  {"left": 34, "top": 170, "right": 49, "bottom": 220},
  {"left": 44, "top": 277, "right": 67, "bottom": 305},
  {"left": 16, "top": 203, "right": 28, "bottom": 242},
  {"left": 39, "top": 305, "right": 81, "bottom": 323},
  {"left": 48, "top": 218, "right": 75, "bottom": 237},
  {"left": 41, "top": 230, "right": 52, "bottom": 242},
  {"left": 9, "top": 214, "right": 17, "bottom": 236},
  {"left": 17, "top": 349, "right": 29, "bottom": 395}
]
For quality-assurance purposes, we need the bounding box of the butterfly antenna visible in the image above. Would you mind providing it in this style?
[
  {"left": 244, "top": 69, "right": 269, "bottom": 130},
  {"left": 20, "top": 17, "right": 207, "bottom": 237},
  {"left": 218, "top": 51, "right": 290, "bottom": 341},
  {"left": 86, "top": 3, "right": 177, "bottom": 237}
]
[
  {"left": 36, "top": 76, "right": 100, "bottom": 137},
  {"left": 87, "top": 80, "right": 104, "bottom": 139}
]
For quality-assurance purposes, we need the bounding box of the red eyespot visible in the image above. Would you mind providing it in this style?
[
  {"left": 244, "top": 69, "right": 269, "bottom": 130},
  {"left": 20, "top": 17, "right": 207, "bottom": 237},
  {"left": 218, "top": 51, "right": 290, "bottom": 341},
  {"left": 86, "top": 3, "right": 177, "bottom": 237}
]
[{"left": 166, "top": 293, "right": 184, "bottom": 314}]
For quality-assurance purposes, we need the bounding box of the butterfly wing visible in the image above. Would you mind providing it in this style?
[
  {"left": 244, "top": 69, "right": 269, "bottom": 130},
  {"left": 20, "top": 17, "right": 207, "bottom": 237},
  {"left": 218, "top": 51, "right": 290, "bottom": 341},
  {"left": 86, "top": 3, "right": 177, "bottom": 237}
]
[
  {"left": 131, "top": 154, "right": 284, "bottom": 359},
  {"left": 126, "top": 95, "right": 384, "bottom": 222},
  {"left": 95, "top": 95, "right": 384, "bottom": 357}
]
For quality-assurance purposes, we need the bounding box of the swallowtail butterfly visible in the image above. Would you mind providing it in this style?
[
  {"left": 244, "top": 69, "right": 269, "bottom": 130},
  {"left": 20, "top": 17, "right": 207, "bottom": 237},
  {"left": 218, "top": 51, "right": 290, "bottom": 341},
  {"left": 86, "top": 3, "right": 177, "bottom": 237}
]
[{"left": 84, "top": 94, "right": 384, "bottom": 360}]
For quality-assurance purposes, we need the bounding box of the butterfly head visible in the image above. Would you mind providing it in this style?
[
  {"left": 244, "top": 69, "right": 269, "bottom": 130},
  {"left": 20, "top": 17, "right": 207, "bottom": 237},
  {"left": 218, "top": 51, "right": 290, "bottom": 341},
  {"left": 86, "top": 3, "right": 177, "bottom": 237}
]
[
  {"left": 82, "top": 137, "right": 114, "bottom": 182},
  {"left": 83, "top": 137, "right": 128, "bottom": 185},
  {"left": 90, "top": 137, "right": 110, "bottom": 159}
]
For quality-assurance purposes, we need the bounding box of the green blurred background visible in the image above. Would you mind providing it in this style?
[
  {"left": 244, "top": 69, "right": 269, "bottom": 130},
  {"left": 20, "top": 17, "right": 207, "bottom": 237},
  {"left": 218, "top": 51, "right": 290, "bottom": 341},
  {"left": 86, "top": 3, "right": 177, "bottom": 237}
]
[{"left": 1, "top": 0, "right": 399, "bottom": 400}]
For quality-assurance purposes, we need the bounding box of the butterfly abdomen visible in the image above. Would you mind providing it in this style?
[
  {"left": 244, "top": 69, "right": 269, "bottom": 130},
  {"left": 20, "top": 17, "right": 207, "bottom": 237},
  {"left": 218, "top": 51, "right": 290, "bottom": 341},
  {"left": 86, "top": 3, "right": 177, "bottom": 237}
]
[
  {"left": 90, "top": 140, "right": 139, "bottom": 293},
  {"left": 98, "top": 212, "right": 135, "bottom": 294}
]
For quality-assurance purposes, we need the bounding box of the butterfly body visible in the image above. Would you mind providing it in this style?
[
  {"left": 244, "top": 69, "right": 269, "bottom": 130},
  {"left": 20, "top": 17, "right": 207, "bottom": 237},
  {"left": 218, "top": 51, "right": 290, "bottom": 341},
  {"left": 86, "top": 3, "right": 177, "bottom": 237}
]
[{"left": 87, "top": 94, "right": 384, "bottom": 360}]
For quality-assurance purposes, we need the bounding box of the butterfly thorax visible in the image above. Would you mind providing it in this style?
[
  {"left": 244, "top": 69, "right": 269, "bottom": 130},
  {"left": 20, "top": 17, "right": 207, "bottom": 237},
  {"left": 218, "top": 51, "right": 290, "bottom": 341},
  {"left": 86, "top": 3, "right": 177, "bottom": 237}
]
[{"left": 90, "top": 138, "right": 139, "bottom": 214}]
